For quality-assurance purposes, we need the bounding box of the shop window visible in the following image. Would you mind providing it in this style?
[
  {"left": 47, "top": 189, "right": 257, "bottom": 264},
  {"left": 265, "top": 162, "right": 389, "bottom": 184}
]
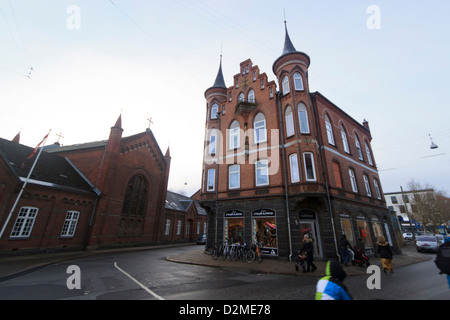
[
  {"left": 356, "top": 219, "right": 373, "bottom": 251},
  {"left": 252, "top": 209, "right": 277, "bottom": 254},
  {"left": 340, "top": 218, "right": 355, "bottom": 246},
  {"left": 224, "top": 218, "right": 244, "bottom": 244}
]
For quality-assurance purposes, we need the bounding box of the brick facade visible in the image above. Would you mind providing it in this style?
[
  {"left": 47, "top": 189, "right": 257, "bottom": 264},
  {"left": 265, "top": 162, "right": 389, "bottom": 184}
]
[{"left": 200, "top": 24, "right": 399, "bottom": 260}]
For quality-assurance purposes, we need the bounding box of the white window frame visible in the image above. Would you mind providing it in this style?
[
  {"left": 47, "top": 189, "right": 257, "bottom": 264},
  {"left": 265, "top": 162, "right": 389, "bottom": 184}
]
[
  {"left": 177, "top": 220, "right": 182, "bottom": 235},
  {"left": 255, "top": 160, "right": 269, "bottom": 186},
  {"left": 349, "top": 169, "right": 358, "bottom": 192},
  {"left": 365, "top": 143, "right": 373, "bottom": 165},
  {"left": 303, "top": 152, "right": 317, "bottom": 181},
  {"left": 373, "top": 179, "right": 382, "bottom": 199},
  {"left": 248, "top": 89, "right": 255, "bottom": 103},
  {"left": 254, "top": 113, "right": 267, "bottom": 144},
  {"left": 282, "top": 75, "right": 290, "bottom": 95},
  {"left": 325, "top": 115, "right": 335, "bottom": 145},
  {"left": 165, "top": 219, "right": 170, "bottom": 236},
  {"left": 238, "top": 93, "right": 245, "bottom": 102},
  {"left": 363, "top": 175, "right": 372, "bottom": 197},
  {"left": 289, "top": 153, "right": 300, "bottom": 183},
  {"left": 298, "top": 103, "right": 310, "bottom": 134},
  {"left": 285, "top": 106, "right": 295, "bottom": 137},
  {"left": 209, "top": 130, "right": 217, "bottom": 155},
  {"left": 355, "top": 135, "right": 363, "bottom": 160},
  {"left": 207, "top": 168, "right": 215, "bottom": 191},
  {"left": 61, "top": 210, "right": 80, "bottom": 238},
  {"left": 340, "top": 125, "right": 350, "bottom": 153},
  {"left": 210, "top": 103, "right": 218, "bottom": 119},
  {"left": 293, "top": 72, "right": 304, "bottom": 91},
  {"left": 10, "top": 206, "right": 39, "bottom": 238},
  {"left": 229, "top": 120, "right": 240, "bottom": 149},
  {"left": 229, "top": 164, "right": 240, "bottom": 189}
]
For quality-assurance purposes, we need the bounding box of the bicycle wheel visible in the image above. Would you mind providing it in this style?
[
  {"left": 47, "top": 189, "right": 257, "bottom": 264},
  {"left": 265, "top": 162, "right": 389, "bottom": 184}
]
[{"left": 246, "top": 250, "right": 255, "bottom": 263}]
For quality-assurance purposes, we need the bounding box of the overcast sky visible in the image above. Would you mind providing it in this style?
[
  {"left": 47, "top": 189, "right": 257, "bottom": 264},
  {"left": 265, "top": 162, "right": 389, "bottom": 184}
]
[{"left": 1, "top": 0, "right": 449, "bottom": 196}]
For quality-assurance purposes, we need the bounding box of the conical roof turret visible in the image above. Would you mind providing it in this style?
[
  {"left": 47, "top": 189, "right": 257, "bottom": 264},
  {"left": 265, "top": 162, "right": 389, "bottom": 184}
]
[{"left": 205, "top": 55, "right": 227, "bottom": 99}]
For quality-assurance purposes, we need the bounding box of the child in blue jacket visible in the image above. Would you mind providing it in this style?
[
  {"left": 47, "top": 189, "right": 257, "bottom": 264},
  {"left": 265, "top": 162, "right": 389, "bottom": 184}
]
[{"left": 315, "top": 260, "right": 353, "bottom": 300}]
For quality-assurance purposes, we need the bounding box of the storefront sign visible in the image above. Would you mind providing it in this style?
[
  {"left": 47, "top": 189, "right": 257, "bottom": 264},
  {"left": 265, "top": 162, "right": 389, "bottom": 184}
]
[
  {"left": 356, "top": 215, "right": 367, "bottom": 220},
  {"left": 224, "top": 210, "right": 244, "bottom": 218},
  {"left": 339, "top": 212, "right": 351, "bottom": 219},
  {"left": 299, "top": 209, "right": 316, "bottom": 220},
  {"left": 252, "top": 208, "right": 275, "bottom": 217}
]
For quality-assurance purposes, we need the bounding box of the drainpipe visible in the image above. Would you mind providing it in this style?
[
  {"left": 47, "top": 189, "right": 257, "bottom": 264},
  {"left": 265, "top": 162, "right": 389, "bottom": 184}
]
[
  {"left": 311, "top": 93, "right": 341, "bottom": 262},
  {"left": 277, "top": 91, "right": 293, "bottom": 261}
]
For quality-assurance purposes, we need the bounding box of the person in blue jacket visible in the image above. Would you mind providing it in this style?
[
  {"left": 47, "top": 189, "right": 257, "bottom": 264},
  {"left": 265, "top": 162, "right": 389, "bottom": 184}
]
[{"left": 315, "top": 260, "right": 353, "bottom": 300}]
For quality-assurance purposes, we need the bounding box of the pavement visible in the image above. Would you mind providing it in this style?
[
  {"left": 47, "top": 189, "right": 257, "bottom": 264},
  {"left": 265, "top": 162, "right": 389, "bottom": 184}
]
[{"left": 0, "top": 241, "right": 433, "bottom": 281}]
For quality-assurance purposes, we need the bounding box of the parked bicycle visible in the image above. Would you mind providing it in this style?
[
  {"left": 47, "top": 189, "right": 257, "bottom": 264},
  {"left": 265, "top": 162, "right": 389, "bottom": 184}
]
[{"left": 246, "top": 241, "right": 263, "bottom": 263}]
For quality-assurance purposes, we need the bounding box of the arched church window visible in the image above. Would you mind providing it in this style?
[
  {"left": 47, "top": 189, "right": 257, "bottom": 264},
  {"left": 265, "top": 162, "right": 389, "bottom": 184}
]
[{"left": 121, "top": 175, "right": 148, "bottom": 217}]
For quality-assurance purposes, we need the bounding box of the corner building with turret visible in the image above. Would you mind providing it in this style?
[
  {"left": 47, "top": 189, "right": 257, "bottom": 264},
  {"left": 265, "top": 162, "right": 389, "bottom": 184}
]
[{"left": 200, "top": 24, "right": 399, "bottom": 261}]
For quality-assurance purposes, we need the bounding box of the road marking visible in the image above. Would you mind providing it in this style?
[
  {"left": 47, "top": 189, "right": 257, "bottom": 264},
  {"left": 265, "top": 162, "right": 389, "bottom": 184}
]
[{"left": 113, "top": 262, "right": 164, "bottom": 300}]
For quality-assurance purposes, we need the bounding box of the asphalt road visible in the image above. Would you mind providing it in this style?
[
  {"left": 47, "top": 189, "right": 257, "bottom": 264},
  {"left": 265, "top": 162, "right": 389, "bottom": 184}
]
[{"left": 0, "top": 244, "right": 448, "bottom": 301}]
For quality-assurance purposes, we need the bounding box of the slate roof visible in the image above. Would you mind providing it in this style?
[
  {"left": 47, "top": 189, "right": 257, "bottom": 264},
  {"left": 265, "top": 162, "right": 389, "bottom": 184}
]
[
  {"left": 165, "top": 190, "right": 206, "bottom": 215},
  {"left": 0, "top": 137, "right": 97, "bottom": 195}
]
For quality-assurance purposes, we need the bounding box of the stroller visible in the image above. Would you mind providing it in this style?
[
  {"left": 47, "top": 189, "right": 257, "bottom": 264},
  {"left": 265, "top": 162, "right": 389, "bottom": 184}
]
[
  {"left": 294, "top": 251, "right": 307, "bottom": 272},
  {"left": 351, "top": 247, "right": 370, "bottom": 267}
]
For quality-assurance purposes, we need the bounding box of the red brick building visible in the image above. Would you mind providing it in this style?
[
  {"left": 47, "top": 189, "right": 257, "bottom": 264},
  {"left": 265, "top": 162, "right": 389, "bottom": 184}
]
[
  {"left": 0, "top": 115, "right": 173, "bottom": 253},
  {"left": 200, "top": 23, "right": 398, "bottom": 260}
]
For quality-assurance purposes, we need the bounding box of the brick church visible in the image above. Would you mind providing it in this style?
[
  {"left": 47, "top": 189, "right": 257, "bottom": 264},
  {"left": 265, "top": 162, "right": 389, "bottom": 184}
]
[
  {"left": 200, "top": 23, "right": 399, "bottom": 260},
  {"left": 0, "top": 115, "right": 204, "bottom": 254}
]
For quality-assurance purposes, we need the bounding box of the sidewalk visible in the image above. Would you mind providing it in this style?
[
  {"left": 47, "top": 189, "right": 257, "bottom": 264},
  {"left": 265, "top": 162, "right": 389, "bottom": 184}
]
[
  {"left": 166, "top": 242, "right": 432, "bottom": 276},
  {"left": 0, "top": 241, "right": 432, "bottom": 281}
]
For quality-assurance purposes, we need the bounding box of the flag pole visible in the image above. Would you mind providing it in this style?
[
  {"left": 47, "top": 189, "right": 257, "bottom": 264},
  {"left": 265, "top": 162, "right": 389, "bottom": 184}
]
[{"left": 0, "top": 130, "right": 51, "bottom": 239}]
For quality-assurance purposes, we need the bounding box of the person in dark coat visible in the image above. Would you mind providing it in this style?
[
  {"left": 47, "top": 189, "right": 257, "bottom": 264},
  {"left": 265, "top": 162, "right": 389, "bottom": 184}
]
[
  {"left": 377, "top": 236, "right": 394, "bottom": 273},
  {"left": 340, "top": 234, "right": 352, "bottom": 266},
  {"left": 300, "top": 234, "right": 317, "bottom": 272}
]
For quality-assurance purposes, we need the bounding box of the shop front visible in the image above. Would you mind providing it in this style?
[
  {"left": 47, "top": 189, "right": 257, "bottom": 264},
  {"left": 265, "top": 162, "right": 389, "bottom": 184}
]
[
  {"left": 339, "top": 212, "right": 356, "bottom": 247},
  {"left": 251, "top": 208, "right": 278, "bottom": 256}
]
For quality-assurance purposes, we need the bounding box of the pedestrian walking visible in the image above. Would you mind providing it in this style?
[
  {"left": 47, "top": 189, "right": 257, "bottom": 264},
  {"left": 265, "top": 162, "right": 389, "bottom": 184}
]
[
  {"left": 340, "top": 234, "right": 352, "bottom": 266},
  {"left": 434, "top": 236, "right": 450, "bottom": 289},
  {"left": 315, "top": 260, "right": 353, "bottom": 300},
  {"left": 300, "top": 234, "right": 317, "bottom": 272},
  {"left": 377, "top": 236, "right": 394, "bottom": 273}
]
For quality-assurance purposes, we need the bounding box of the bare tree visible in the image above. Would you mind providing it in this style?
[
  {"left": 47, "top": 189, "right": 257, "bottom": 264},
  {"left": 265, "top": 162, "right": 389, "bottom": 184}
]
[{"left": 406, "top": 180, "right": 449, "bottom": 233}]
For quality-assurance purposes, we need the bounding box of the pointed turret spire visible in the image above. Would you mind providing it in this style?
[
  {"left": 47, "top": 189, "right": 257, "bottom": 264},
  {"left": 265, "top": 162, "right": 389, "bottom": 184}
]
[
  {"left": 282, "top": 21, "right": 297, "bottom": 55},
  {"left": 211, "top": 55, "right": 226, "bottom": 89}
]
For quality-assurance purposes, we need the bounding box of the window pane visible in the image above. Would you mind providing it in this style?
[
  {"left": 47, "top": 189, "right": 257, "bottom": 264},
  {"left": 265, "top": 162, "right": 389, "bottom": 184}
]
[
  {"left": 294, "top": 73, "right": 304, "bottom": 90},
  {"left": 256, "top": 160, "right": 269, "bottom": 186},
  {"left": 229, "top": 165, "right": 240, "bottom": 189},
  {"left": 285, "top": 106, "right": 294, "bottom": 137},
  {"left": 207, "top": 169, "right": 215, "bottom": 191},
  {"left": 289, "top": 154, "right": 300, "bottom": 183},
  {"left": 303, "top": 153, "right": 316, "bottom": 181},
  {"left": 298, "top": 104, "right": 310, "bottom": 134}
]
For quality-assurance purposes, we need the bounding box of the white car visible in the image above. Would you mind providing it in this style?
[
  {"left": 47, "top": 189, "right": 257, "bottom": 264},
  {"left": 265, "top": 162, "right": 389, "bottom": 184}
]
[
  {"left": 403, "top": 232, "right": 414, "bottom": 240},
  {"left": 415, "top": 235, "right": 444, "bottom": 253}
]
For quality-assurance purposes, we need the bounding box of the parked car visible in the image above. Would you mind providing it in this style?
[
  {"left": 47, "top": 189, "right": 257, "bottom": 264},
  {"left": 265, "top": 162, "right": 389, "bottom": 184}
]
[
  {"left": 197, "top": 233, "right": 206, "bottom": 245},
  {"left": 416, "top": 235, "right": 444, "bottom": 252},
  {"left": 403, "top": 232, "right": 414, "bottom": 240}
]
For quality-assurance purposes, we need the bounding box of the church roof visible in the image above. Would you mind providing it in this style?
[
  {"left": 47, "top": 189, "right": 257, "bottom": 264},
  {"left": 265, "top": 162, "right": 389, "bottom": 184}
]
[
  {"left": 0, "top": 137, "right": 97, "bottom": 195},
  {"left": 165, "top": 190, "right": 206, "bottom": 215}
]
